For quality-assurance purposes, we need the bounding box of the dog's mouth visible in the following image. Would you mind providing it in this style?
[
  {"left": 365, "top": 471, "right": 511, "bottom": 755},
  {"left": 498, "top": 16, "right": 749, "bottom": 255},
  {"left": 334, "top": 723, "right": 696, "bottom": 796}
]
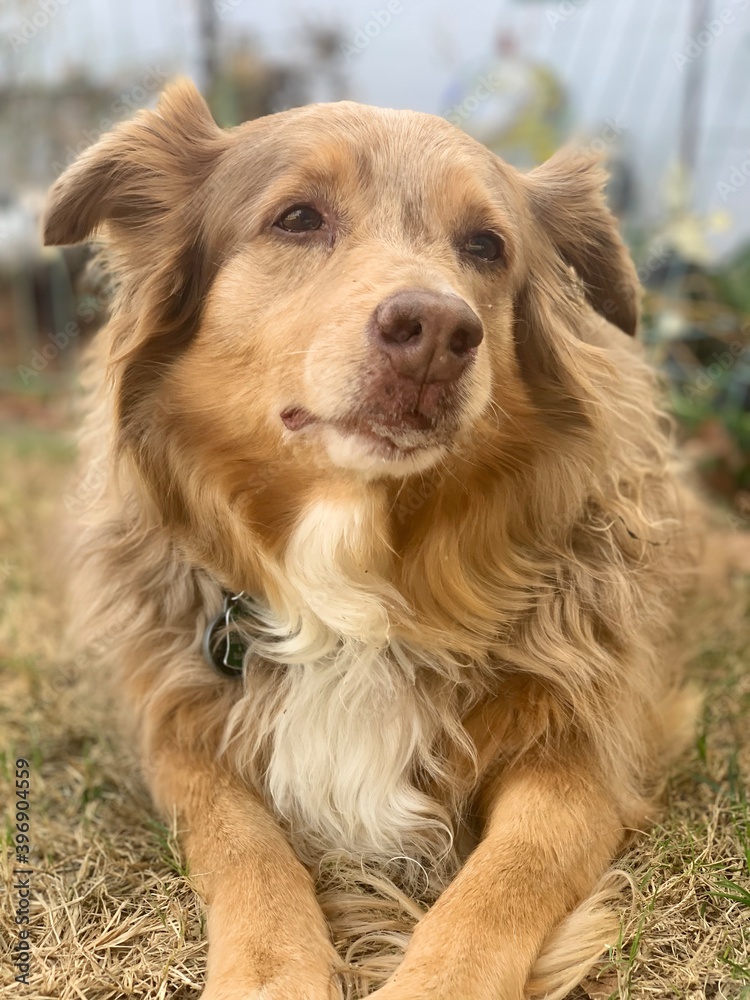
[{"left": 280, "top": 405, "right": 451, "bottom": 461}]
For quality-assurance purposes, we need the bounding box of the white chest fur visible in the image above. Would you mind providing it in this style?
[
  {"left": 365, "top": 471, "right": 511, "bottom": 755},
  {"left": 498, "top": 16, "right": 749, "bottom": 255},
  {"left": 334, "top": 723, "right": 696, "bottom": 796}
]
[
  {"left": 266, "top": 641, "right": 451, "bottom": 858},
  {"left": 245, "top": 497, "right": 459, "bottom": 861}
]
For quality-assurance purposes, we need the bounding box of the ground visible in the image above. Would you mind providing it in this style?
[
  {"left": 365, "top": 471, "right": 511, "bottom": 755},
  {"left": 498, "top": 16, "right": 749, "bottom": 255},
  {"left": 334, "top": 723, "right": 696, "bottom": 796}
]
[{"left": 1, "top": 419, "right": 749, "bottom": 1000}]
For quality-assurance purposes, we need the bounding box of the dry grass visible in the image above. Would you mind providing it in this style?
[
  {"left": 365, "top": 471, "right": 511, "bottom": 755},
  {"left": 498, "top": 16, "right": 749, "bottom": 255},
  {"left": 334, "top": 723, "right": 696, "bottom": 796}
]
[{"left": 1, "top": 423, "right": 749, "bottom": 1000}]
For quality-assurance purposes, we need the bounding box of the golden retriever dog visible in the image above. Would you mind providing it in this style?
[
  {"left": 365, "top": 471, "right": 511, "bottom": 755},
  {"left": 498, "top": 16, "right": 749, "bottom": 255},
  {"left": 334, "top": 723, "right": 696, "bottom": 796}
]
[{"left": 44, "top": 80, "right": 699, "bottom": 1000}]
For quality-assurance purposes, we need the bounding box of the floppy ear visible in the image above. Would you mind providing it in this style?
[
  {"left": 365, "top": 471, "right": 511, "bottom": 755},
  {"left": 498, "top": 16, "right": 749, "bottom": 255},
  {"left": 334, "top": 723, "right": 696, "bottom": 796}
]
[
  {"left": 43, "top": 78, "right": 228, "bottom": 247},
  {"left": 510, "top": 149, "right": 638, "bottom": 437},
  {"left": 43, "top": 79, "right": 232, "bottom": 460},
  {"left": 524, "top": 148, "right": 639, "bottom": 337}
]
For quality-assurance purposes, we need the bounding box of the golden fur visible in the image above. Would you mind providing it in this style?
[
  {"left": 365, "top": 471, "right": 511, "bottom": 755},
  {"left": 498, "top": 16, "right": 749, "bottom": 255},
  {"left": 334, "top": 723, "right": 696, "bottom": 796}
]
[{"left": 44, "top": 80, "right": 700, "bottom": 999}]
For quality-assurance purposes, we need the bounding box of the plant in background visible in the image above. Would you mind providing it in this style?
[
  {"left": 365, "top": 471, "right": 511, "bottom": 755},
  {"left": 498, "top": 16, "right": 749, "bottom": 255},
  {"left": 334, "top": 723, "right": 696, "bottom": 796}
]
[{"left": 637, "top": 233, "right": 750, "bottom": 511}]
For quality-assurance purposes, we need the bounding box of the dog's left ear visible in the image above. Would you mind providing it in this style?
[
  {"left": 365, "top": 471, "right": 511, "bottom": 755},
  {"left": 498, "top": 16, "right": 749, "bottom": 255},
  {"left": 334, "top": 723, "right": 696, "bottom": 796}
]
[
  {"left": 525, "top": 148, "right": 639, "bottom": 336},
  {"left": 42, "top": 80, "right": 232, "bottom": 460},
  {"left": 42, "top": 78, "right": 228, "bottom": 248}
]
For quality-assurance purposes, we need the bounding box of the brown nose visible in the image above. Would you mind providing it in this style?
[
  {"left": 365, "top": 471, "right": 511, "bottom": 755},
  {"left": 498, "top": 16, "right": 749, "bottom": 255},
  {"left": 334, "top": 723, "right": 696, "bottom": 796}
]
[{"left": 371, "top": 289, "right": 483, "bottom": 383}]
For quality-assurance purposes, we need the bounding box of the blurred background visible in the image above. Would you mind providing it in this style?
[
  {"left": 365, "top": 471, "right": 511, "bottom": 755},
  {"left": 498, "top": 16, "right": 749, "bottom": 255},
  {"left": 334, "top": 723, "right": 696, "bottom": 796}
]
[{"left": 0, "top": 0, "right": 748, "bottom": 516}]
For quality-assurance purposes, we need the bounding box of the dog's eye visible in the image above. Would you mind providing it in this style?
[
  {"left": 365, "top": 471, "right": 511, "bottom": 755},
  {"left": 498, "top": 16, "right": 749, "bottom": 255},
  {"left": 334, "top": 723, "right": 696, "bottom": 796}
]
[
  {"left": 275, "top": 205, "right": 324, "bottom": 233},
  {"left": 464, "top": 232, "right": 503, "bottom": 262}
]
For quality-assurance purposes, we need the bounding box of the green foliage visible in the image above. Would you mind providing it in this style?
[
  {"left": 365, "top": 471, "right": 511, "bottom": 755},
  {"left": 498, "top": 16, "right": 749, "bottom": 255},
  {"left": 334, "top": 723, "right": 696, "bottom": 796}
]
[
  {"left": 715, "top": 246, "right": 750, "bottom": 316},
  {"left": 637, "top": 237, "right": 750, "bottom": 503}
]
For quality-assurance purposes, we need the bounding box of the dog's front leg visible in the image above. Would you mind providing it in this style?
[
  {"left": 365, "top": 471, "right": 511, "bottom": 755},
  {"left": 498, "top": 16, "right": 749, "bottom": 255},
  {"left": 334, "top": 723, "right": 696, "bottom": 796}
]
[
  {"left": 370, "top": 757, "right": 624, "bottom": 1000},
  {"left": 148, "top": 748, "right": 341, "bottom": 1000}
]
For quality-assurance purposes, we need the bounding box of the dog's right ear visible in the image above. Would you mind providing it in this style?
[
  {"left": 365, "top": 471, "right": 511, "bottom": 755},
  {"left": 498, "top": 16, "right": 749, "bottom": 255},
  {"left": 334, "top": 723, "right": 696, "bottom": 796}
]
[
  {"left": 43, "top": 78, "right": 228, "bottom": 247},
  {"left": 523, "top": 148, "right": 639, "bottom": 337}
]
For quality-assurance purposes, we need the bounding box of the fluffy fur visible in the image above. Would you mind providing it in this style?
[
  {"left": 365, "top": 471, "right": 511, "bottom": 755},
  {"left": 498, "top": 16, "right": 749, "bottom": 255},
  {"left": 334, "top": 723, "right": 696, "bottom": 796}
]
[{"left": 45, "top": 80, "right": 700, "bottom": 1000}]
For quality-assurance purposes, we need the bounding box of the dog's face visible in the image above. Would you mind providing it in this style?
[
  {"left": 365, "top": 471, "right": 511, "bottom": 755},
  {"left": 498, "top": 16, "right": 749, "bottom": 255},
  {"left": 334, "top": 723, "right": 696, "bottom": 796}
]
[
  {"left": 44, "top": 81, "right": 639, "bottom": 581},
  {"left": 183, "top": 103, "right": 520, "bottom": 478}
]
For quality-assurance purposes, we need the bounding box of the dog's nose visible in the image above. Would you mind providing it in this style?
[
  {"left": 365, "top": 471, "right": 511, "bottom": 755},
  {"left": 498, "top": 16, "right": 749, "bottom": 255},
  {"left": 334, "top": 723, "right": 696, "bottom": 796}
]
[{"left": 371, "top": 289, "right": 483, "bottom": 383}]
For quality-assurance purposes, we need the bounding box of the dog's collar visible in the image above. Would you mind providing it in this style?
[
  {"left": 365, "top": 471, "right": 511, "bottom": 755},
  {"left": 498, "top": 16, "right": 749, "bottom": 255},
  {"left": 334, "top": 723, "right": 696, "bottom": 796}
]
[{"left": 202, "top": 591, "right": 263, "bottom": 678}]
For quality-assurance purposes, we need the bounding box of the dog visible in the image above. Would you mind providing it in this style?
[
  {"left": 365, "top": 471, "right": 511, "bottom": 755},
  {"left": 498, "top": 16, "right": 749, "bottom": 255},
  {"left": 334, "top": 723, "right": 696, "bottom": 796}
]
[{"left": 44, "top": 80, "right": 700, "bottom": 1000}]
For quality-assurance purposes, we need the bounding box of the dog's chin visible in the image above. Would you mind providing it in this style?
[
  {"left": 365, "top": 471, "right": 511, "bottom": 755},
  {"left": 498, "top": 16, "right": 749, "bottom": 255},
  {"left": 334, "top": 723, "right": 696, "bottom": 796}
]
[
  {"left": 320, "top": 424, "right": 447, "bottom": 478},
  {"left": 279, "top": 406, "right": 455, "bottom": 478}
]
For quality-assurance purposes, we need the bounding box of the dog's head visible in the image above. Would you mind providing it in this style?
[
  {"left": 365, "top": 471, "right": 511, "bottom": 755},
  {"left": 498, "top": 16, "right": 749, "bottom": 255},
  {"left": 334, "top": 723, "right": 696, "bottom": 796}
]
[{"left": 44, "top": 81, "right": 639, "bottom": 588}]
